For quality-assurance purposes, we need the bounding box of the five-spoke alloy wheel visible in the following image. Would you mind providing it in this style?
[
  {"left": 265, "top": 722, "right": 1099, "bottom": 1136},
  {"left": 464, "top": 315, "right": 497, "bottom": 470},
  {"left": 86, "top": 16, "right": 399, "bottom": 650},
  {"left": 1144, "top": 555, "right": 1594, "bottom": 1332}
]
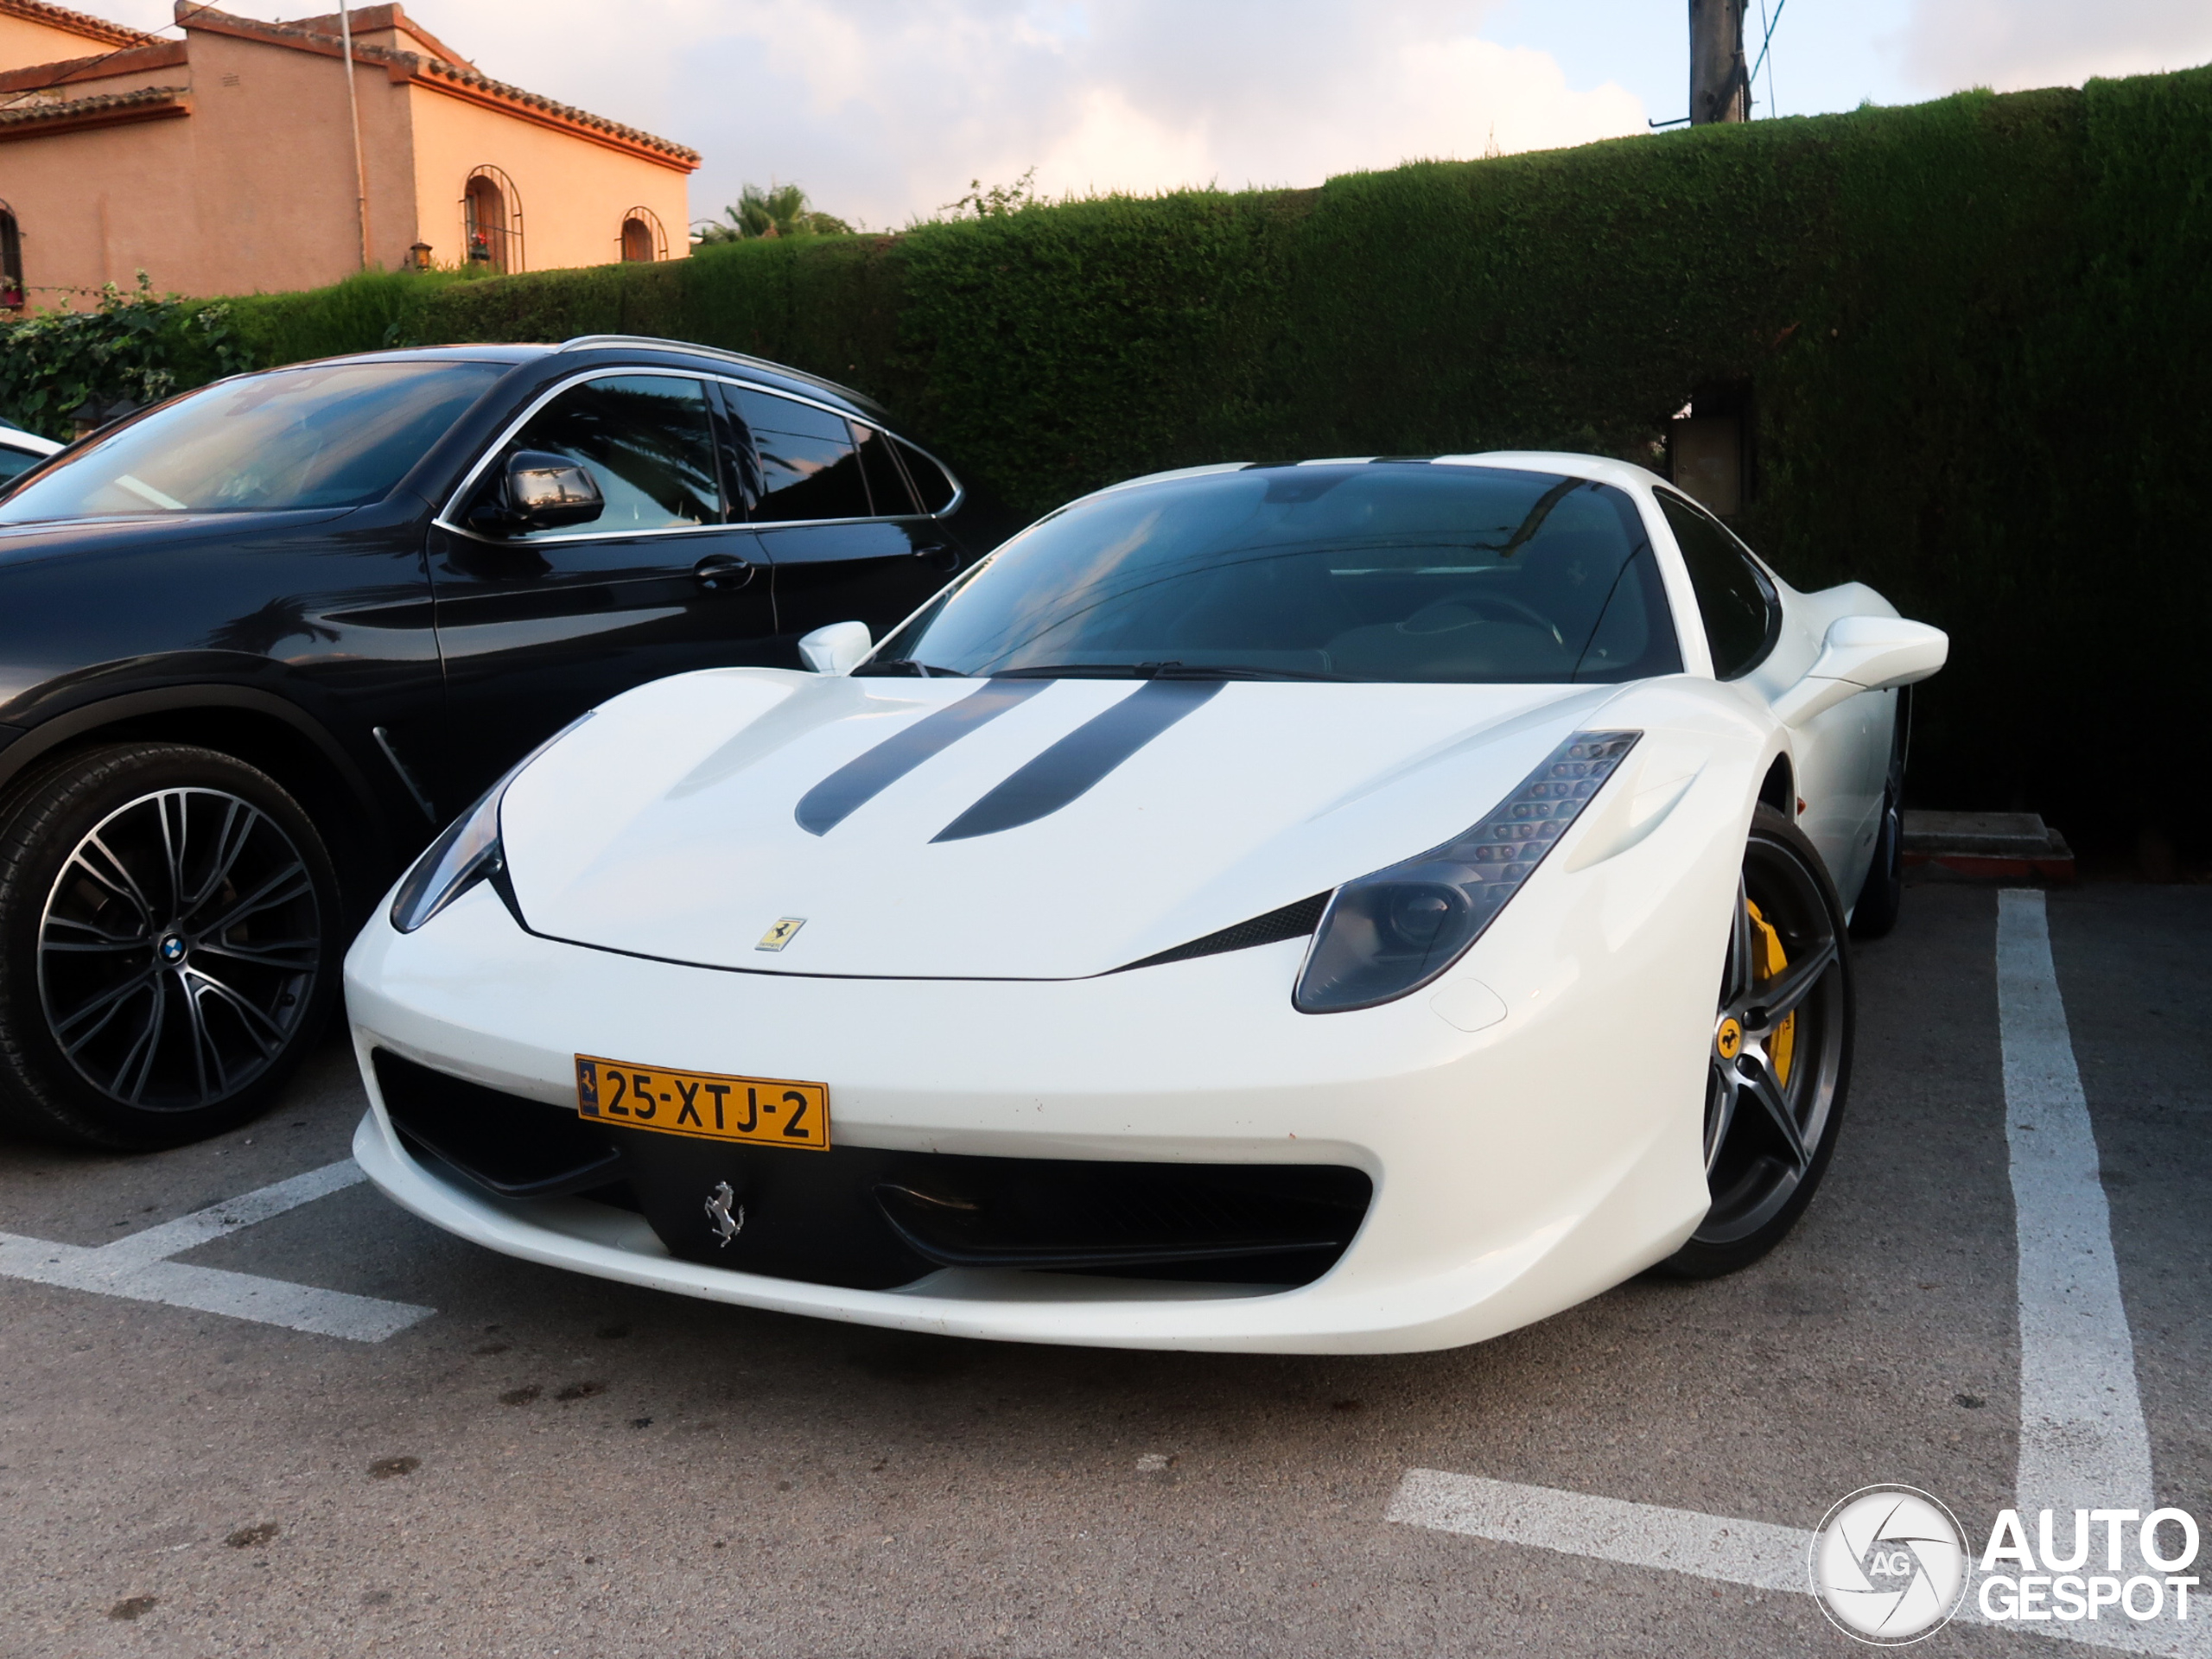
[
  {"left": 0, "top": 743, "right": 340, "bottom": 1148},
  {"left": 1662, "top": 804, "right": 1854, "bottom": 1278}
]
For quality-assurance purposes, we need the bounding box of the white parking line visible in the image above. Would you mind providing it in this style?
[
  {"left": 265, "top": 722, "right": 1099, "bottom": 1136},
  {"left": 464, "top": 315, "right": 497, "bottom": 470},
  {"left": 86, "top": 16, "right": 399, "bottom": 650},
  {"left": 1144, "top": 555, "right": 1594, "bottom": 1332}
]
[
  {"left": 1389, "top": 891, "right": 2195, "bottom": 1653},
  {"left": 1385, "top": 1471, "right": 2200, "bottom": 1654},
  {"left": 1997, "top": 888, "right": 2154, "bottom": 1519},
  {"left": 0, "top": 1158, "right": 431, "bottom": 1342},
  {"left": 1385, "top": 1471, "right": 1810, "bottom": 1591}
]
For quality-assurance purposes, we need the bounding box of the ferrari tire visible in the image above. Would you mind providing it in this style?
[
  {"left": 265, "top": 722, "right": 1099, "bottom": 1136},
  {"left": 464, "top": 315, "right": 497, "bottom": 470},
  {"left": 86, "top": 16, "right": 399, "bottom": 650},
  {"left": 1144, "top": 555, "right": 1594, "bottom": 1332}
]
[
  {"left": 1849, "top": 783, "right": 1904, "bottom": 939},
  {"left": 0, "top": 743, "right": 340, "bottom": 1150},
  {"left": 1658, "top": 804, "right": 1854, "bottom": 1279}
]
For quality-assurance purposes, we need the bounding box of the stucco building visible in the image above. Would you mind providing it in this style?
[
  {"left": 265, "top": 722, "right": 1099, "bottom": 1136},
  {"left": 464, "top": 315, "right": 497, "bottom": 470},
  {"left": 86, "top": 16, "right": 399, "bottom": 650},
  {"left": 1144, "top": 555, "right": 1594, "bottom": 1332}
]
[{"left": 0, "top": 0, "right": 696, "bottom": 307}]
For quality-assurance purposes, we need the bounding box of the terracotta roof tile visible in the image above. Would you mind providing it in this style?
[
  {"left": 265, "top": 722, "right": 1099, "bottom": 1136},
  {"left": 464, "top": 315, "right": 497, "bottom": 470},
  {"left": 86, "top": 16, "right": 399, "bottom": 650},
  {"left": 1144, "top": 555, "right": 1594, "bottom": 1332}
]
[
  {"left": 0, "top": 81, "right": 185, "bottom": 130},
  {"left": 186, "top": 6, "right": 699, "bottom": 166},
  {"left": 0, "top": 0, "right": 142, "bottom": 51}
]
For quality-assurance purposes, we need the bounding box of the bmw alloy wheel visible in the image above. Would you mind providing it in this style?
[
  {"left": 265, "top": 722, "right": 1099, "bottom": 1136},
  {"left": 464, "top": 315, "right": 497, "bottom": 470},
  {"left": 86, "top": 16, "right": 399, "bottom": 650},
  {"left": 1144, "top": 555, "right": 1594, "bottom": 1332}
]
[
  {"left": 0, "top": 742, "right": 340, "bottom": 1147},
  {"left": 37, "top": 785, "right": 322, "bottom": 1110}
]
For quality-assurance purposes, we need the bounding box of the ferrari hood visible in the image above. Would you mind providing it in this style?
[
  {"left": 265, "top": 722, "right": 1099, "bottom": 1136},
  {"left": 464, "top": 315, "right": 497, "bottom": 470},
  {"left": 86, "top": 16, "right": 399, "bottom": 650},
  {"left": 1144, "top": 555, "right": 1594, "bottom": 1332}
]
[{"left": 498, "top": 668, "right": 1631, "bottom": 979}]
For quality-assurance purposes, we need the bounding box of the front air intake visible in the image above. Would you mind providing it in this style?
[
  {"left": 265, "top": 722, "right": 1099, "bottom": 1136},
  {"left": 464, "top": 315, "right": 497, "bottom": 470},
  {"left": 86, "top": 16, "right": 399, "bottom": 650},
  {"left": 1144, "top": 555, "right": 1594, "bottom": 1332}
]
[{"left": 1115, "top": 893, "right": 1331, "bottom": 973}]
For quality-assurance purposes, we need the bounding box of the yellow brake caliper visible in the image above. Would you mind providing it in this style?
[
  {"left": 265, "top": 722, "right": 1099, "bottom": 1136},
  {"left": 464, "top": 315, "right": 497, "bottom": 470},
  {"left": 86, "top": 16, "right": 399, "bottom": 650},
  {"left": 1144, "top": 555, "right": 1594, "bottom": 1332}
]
[{"left": 1745, "top": 899, "right": 1795, "bottom": 1086}]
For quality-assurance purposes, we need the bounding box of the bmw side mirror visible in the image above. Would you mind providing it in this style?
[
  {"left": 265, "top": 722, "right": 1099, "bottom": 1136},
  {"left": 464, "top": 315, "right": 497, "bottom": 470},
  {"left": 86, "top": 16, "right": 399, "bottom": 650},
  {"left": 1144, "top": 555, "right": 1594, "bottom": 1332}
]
[
  {"left": 1773, "top": 615, "right": 1948, "bottom": 728},
  {"left": 468, "top": 449, "right": 604, "bottom": 536},
  {"left": 798, "top": 620, "right": 872, "bottom": 676}
]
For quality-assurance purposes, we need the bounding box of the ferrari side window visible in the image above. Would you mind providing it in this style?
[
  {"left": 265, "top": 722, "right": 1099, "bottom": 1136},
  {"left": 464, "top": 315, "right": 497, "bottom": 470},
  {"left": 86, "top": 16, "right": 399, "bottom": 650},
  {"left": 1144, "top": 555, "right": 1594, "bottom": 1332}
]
[{"left": 1658, "top": 491, "right": 1777, "bottom": 679}]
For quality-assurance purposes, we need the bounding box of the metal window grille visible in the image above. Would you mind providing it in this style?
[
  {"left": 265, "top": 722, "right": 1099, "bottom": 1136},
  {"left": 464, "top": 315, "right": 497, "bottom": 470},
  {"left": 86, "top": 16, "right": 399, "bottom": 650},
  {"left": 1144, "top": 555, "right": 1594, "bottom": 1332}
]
[
  {"left": 461, "top": 165, "right": 524, "bottom": 274},
  {"left": 618, "top": 207, "right": 668, "bottom": 263}
]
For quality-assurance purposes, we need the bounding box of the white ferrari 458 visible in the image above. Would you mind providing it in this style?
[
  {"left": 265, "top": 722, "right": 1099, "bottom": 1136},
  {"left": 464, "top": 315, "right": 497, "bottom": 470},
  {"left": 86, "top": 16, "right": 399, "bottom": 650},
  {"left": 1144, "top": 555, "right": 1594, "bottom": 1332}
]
[{"left": 346, "top": 453, "right": 1946, "bottom": 1353}]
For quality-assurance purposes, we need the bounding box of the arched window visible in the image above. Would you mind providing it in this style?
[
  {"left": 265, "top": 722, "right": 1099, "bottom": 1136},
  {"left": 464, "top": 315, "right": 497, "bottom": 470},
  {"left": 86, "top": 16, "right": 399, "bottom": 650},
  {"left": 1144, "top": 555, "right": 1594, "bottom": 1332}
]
[
  {"left": 619, "top": 207, "right": 667, "bottom": 263},
  {"left": 0, "top": 201, "right": 23, "bottom": 311},
  {"left": 461, "top": 166, "right": 523, "bottom": 274}
]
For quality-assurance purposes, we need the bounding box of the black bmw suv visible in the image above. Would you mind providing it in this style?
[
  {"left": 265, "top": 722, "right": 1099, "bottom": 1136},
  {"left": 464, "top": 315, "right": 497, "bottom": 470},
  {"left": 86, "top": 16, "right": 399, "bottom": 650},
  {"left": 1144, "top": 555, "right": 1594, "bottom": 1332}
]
[{"left": 0, "top": 335, "right": 991, "bottom": 1149}]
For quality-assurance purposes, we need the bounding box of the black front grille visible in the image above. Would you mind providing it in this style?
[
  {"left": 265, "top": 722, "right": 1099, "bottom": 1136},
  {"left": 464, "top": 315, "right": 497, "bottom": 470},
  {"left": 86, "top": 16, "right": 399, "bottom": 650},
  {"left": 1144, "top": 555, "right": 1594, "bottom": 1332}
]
[
  {"left": 874, "top": 1159, "right": 1370, "bottom": 1276},
  {"left": 374, "top": 1047, "right": 1371, "bottom": 1293},
  {"left": 373, "top": 1050, "right": 621, "bottom": 1199}
]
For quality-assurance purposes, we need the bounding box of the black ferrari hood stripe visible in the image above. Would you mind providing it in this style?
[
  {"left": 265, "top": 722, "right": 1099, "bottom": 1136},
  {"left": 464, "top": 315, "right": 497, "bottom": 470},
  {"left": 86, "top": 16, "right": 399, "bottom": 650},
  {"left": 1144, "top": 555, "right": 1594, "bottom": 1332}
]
[
  {"left": 931, "top": 678, "right": 1225, "bottom": 843},
  {"left": 795, "top": 678, "right": 1052, "bottom": 836}
]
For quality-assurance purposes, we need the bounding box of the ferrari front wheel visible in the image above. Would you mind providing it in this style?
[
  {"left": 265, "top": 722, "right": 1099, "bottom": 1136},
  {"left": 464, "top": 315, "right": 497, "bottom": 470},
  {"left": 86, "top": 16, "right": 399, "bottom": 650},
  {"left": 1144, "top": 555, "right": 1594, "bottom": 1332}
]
[{"left": 1660, "top": 804, "right": 1854, "bottom": 1279}]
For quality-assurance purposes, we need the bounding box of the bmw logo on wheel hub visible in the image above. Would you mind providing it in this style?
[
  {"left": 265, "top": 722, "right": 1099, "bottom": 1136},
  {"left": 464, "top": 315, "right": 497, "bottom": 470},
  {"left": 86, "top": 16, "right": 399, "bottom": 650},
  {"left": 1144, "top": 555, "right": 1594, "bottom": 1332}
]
[{"left": 157, "top": 932, "right": 188, "bottom": 966}]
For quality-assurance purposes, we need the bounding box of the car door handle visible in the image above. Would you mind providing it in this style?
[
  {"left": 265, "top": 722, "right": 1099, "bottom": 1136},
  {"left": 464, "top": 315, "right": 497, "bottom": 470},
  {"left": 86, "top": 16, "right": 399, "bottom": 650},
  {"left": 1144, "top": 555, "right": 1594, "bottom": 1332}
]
[
  {"left": 692, "top": 552, "right": 757, "bottom": 591},
  {"left": 914, "top": 540, "right": 961, "bottom": 573}
]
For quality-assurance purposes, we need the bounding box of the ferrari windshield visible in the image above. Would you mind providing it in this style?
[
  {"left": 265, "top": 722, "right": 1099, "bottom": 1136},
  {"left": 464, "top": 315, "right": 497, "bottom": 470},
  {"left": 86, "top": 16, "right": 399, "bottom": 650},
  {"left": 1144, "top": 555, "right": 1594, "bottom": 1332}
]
[
  {"left": 873, "top": 463, "right": 1682, "bottom": 683},
  {"left": 0, "top": 360, "right": 501, "bottom": 522}
]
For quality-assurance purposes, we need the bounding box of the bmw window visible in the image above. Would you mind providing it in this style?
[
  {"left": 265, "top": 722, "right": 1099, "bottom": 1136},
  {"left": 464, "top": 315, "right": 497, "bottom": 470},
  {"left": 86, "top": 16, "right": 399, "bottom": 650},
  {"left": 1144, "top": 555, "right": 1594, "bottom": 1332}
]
[
  {"left": 730, "top": 386, "right": 873, "bottom": 522},
  {"left": 0, "top": 361, "right": 501, "bottom": 522},
  {"left": 485, "top": 374, "right": 722, "bottom": 537}
]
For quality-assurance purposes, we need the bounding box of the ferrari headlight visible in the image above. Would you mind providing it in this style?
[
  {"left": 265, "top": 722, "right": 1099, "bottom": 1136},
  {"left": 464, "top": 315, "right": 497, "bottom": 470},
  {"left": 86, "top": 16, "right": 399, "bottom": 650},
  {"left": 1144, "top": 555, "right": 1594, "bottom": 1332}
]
[
  {"left": 1293, "top": 730, "right": 1641, "bottom": 1014},
  {"left": 389, "top": 713, "right": 594, "bottom": 933}
]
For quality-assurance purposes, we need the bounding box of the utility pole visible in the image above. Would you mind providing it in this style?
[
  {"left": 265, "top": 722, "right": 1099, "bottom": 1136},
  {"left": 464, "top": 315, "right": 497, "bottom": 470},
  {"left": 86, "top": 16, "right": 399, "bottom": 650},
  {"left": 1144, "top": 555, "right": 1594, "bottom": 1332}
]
[
  {"left": 1688, "top": 0, "right": 1750, "bottom": 124},
  {"left": 337, "top": 0, "right": 371, "bottom": 267}
]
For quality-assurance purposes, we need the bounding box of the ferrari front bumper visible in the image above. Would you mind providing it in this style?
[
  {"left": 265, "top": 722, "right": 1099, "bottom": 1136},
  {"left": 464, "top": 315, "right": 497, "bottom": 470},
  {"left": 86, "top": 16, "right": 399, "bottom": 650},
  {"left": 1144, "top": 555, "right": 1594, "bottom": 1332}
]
[{"left": 345, "top": 871, "right": 1719, "bottom": 1355}]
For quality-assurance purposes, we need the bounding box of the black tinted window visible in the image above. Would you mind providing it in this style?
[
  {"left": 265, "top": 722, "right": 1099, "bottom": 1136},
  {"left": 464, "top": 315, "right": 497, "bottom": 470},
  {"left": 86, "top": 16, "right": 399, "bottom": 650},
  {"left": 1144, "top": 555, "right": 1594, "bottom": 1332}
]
[
  {"left": 0, "top": 361, "right": 499, "bottom": 521},
  {"left": 854, "top": 423, "right": 917, "bottom": 515},
  {"left": 895, "top": 437, "right": 957, "bottom": 512},
  {"left": 492, "top": 373, "right": 719, "bottom": 538},
  {"left": 1658, "top": 492, "right": 1776, "bottom": 678},
  {"left": 878, "top": 464, "right": 1681, "bottom": 684},
  {"left": 730, "top": 386, "right": 871, "bottom": 522},
  {"left": 0, "top": 444, "right": 43, "bottom": 484}
]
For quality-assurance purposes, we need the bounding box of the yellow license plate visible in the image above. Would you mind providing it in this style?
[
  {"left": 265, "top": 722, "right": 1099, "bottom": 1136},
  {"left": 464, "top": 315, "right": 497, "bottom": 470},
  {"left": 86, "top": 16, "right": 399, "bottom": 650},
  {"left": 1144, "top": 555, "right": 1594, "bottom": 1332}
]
[{"left": 574, "top": 1055, "right": 830, "bottom": 1150}]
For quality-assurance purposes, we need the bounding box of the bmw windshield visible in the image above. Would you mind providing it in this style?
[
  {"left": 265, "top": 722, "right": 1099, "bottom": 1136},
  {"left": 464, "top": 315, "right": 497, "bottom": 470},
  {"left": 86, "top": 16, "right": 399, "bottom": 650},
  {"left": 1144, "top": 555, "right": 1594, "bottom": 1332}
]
[
  {"left": 870, "top": 463, "right": 1682, "bottom": 683},
  {"left": 0, "top": 360, "right": 501, "bottom": 522}
]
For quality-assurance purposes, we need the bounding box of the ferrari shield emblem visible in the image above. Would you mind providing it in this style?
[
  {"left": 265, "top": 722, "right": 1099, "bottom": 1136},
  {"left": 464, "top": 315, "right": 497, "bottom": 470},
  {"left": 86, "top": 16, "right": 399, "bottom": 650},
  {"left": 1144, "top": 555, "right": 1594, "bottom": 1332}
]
[{"left": 756, "top": 917, "right": 805, "bottom": 951}]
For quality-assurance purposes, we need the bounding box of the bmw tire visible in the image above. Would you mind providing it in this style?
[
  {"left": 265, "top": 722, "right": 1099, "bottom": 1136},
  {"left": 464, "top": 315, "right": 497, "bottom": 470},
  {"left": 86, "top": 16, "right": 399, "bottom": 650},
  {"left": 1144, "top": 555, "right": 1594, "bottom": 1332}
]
[{"left": 0, "top": 742, "right": 341, "bottom": 1150}]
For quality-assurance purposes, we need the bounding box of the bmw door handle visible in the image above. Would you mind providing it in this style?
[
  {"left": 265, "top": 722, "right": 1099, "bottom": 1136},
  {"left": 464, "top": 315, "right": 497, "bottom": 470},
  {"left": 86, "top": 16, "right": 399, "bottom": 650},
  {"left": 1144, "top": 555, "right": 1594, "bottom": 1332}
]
[
  {"left": 915, "top": 540, "right": 960, "bottom": 573},
  {"left": 692, "top": 552, "right": 756, "bottom": 591}
]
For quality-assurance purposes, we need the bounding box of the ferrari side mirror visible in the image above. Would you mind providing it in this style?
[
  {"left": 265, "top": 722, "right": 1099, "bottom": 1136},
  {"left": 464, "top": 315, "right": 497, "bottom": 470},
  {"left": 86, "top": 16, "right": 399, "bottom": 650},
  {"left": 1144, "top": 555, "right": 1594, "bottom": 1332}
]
[
  {"left": 1773, "top": 615, "right": 1948, "bottom": 728},
  {"left": 799, "top": 620, "right": 872, "bottom": 676}
]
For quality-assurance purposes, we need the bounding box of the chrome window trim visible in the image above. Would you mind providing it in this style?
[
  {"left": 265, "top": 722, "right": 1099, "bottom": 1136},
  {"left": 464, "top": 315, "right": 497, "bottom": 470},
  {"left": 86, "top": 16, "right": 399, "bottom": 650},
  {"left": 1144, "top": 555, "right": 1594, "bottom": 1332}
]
[{"left": 434, "top": 365, "right": 965, "bottom": 545}]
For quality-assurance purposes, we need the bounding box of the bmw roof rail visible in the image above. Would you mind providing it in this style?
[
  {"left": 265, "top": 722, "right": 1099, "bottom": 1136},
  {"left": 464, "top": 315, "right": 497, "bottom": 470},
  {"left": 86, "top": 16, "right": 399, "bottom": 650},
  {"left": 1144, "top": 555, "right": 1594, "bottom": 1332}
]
[{"left": 554, "top": 334, "right": 884, "bottom": 416}]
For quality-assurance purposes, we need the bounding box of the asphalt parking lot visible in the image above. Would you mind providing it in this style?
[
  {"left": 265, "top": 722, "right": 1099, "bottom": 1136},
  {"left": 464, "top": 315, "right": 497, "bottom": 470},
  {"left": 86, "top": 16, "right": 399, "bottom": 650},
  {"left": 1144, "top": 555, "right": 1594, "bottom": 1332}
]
[{"left": 1, "top": 880, "right": 2205, "bottom": 1658}]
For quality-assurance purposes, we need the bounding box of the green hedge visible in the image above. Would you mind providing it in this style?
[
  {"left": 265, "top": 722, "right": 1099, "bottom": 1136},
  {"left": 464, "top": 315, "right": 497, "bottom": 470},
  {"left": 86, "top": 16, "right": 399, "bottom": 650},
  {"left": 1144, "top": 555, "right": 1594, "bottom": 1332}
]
[{"left": 51, "top": 71, "right": 2212, "bottom": 849}]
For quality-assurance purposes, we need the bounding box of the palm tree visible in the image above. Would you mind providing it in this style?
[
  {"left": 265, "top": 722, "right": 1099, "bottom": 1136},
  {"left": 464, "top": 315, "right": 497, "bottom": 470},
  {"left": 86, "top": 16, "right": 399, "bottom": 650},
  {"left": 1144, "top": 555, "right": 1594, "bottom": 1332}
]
[{"left": 694, "top": 183, "right": 852, "bottom": 244}]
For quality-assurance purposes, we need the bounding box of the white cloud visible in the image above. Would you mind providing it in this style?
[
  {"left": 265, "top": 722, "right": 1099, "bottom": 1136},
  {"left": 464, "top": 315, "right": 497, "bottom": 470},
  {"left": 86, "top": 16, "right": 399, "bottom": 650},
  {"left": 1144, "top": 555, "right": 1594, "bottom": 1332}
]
[
  {"left": 90, "top": 1, "right": 1645, "bottom": 229},
  {"left": 1891, "top": 0, "right": 2212, "bottom": 93}
]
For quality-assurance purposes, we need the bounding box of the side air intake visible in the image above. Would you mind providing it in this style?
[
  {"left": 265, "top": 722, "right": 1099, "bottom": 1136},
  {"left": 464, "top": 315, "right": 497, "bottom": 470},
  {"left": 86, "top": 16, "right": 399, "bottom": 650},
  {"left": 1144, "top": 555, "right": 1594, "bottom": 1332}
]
[{"left": 1115, "top": 893, "right": 1331, "bottom": 973}]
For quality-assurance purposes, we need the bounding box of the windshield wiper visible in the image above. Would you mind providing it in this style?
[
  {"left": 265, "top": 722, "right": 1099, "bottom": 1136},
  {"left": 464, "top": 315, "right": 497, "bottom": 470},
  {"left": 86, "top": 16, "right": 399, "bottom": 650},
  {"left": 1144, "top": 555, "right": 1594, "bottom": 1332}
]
[
  {"left": 849, "top": 658, "right": 969, "bottom": 677},
  {"left": 992, "top": 661, "right": 1346, "bottom": 682}
]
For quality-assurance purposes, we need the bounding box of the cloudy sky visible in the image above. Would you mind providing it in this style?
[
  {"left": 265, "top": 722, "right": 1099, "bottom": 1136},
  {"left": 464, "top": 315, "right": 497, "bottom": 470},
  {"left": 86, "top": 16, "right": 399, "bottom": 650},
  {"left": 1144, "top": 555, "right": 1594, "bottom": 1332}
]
[{"left": 101, "top": 2, "right": 2212, "bottom": 229}]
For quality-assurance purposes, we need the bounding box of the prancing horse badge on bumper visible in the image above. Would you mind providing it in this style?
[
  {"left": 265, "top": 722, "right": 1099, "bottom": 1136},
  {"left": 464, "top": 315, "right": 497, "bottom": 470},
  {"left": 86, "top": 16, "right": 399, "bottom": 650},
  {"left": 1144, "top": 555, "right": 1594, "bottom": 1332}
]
[
  {"left": 756, "top": 917, "right": 805, "bottom": 951},
  {"left": 705, "top": 1181, "right": 745, "bottom": 1247}
]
